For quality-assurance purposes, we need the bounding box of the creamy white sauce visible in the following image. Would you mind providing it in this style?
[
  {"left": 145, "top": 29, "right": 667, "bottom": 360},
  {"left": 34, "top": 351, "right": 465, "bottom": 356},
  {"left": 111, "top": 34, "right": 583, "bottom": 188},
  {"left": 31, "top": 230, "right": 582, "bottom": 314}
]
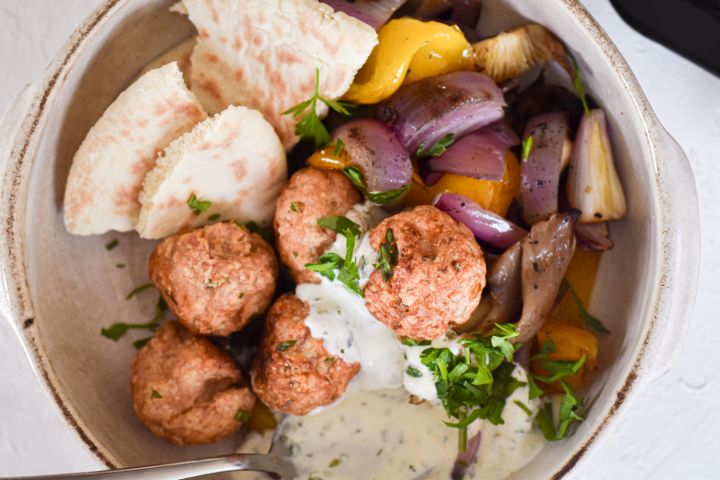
[{"left": 239, "top": 202, "right": 548, "bottom": 479}]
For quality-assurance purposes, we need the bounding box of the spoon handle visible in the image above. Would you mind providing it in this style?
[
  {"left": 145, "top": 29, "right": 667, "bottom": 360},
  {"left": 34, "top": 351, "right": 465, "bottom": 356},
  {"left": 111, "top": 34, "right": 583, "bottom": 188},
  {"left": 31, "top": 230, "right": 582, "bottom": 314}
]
[{"left": 2, "top": 453, "right": 288, "bottom": 480}]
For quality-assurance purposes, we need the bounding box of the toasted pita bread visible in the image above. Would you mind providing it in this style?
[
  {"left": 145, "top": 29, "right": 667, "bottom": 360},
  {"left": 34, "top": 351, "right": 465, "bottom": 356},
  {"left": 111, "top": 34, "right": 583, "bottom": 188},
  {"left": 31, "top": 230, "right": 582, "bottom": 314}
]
[
  {"left": 64, "top": 62, "right": 206, "bottom": 235},
  {"left": 176, "top": 0, "right": 378, "bottom": 149},
  {"left": 140, "top": 38, "right": 197, "bottom": 86},
  {"left": 136, "top": 105, "right": 287, "bottom": 239}
]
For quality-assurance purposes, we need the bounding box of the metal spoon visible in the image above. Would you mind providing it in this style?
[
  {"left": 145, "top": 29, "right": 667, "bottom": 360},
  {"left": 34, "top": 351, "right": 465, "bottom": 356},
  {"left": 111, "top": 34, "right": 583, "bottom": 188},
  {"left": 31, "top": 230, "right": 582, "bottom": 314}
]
[{"left": 2, "top": 435, "right": 297, "bottom": 480}]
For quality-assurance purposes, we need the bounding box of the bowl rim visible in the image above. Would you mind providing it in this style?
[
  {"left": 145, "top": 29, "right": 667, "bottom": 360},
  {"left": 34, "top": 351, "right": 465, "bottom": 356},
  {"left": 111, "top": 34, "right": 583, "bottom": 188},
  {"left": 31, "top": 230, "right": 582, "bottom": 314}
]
[{"left": 0, "top": 0, "right": 700, "bottom": 477}]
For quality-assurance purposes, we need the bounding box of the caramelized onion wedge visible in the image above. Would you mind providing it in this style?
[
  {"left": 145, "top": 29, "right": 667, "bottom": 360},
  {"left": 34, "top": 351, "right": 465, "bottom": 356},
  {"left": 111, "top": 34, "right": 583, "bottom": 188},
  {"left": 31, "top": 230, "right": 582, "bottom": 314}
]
[
  {"left": 378, "top": 71, "right": 505, "bottom": 153},
  {"left": 434, "top": 193, "right": 527, "bottom": 251},
  {"left": 575, "top": 221, "right": 614, "bottom": 251},
  {"left": 520, "top": 112, "right": 569, "bottom": 225},
  {"left": 516, "top": 213, "right": 576, "bottom": 344},
  {"left": 567, "top": 109, "right": 627, "bottom": 223},
  {"left": 333, "top": 119, "right": 413, "bottom": 194}
]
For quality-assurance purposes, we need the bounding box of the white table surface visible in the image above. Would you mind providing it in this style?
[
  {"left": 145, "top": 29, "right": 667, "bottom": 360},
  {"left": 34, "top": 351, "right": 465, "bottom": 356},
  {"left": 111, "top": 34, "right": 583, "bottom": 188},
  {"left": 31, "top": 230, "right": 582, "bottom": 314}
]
[{"left": 1, "top": 1, "right": 719, "bottom": 478}]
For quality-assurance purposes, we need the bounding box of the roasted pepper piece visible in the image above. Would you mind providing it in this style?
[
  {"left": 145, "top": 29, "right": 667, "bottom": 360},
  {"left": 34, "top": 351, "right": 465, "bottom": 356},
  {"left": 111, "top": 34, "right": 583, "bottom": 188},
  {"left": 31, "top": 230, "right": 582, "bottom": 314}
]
[
  {"left": 532, "top": 320, "right": 598, "bottom": 391},
  {"left": 344, "top": 18, "right": 474, "bottom": 104},
  {"left": 404, "top": 150, "right": 520, "bottom": 217},
  {"left": 550, "top": 249, "right": 602, "bottom": 328},
  {"left": 307, "top": 146, "right": 351, "bottom": 170}
]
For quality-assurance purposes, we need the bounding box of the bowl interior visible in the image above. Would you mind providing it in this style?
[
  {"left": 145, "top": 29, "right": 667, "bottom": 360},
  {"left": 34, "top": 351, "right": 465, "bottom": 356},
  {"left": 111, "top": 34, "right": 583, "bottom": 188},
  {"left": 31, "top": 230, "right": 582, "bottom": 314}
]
[{"left": 21, "top": 0, "right": 659, "bottom": 476}]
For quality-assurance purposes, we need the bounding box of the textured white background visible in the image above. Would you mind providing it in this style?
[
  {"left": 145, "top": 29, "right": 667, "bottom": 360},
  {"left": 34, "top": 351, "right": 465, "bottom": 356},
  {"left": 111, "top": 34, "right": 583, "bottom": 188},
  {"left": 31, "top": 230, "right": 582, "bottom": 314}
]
[{"left": 0, "top": 1, "right": 719, "bottom": 478}]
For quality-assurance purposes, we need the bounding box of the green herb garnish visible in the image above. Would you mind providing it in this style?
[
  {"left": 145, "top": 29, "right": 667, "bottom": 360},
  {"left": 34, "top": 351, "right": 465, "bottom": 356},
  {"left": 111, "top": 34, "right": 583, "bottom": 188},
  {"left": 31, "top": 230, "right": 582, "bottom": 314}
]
[
  {"left": 101, "top": 319, "right": 159, "bottom": 341},
  {"left": 306, "top": 252, "right": 345, "bottom": 280},
  {"left": 290, "top": 201, "right": 301, "bottom": 213},
  {"left": 513, "top": 400, "right": 533, "bottom": 417},
  {"left": 282, "top": 68, "right": 354, "bottom": 148},
  {"left": 565, "top": 281, "right": 610, "bottom": 333},
  {"left": 105, "top": 239, "right": 119, "bottom": 251},
  {"left": 420, "top": 323, "right": 524, "bottom": 452},
  {"left": 187, "top": 193, "right": 212, "bottom": 215},
  {"left": 329, "top": 458, "right": 341, "bottom": 468},
  {"left": 341, "top": 166, "right": 409, "bottom": 205},
  {"left": 115, "top": 263, "right": 126, "bottom": 269},
  {"left": 521, "top": 135, "right": 535, "bottom": 162},
  {"left": 333, "top": 138, "right": 345, "bottom": 156},
  {"left": 208, "top": 213, "right": 221, "bottom": 221},
  {"left": 532, "top": 355, "right": 586, "bottom": 384},
  {"left": 535, "top": 381, "right": 584, "bottom": 440},
  {"left": 406, "top": 366, "right": 423, "bottom": 378},
  {"left": 151, "top": 390, "right": 162, "bottom": 399},
  {"left": 317, "top": 216, "right": 361, "bottom": 237},
  {"left": 234, "top": 409, "right": 250, "bottom": 423},
  {"left": 306, "top": 216, "right": 363, "bottom": 296},
  {"left": 239, "top": 220, "right": 274, "bottom": 244},
  {"left": 400, "top": 337, "right": 431, "bottom": 347},
  {"left": 133, "top": 337, "right": 151, "bottom": 350},
  {"left": 276, "top": 340, "right": 297, "bottom": 352},
  {"left": 126, "top": 283, "right": 155, "bottom": 300},
  {"left": 416, "top": 133, "right": 456, "bottom": 158},
  {"left": 375, "top": 229, "right": 398, "bottom": 282},
  {"left": 569, "top": 54, "right": 591, "bottom": 118}
]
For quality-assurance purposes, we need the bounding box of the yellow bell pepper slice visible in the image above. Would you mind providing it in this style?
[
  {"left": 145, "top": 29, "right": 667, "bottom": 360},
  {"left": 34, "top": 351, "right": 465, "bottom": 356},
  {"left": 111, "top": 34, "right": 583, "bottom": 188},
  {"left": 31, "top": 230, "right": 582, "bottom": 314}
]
[
  {"left": 532, "top": 320, "right": 598, "bottom": 391},
  {"left": 344, "top": 18, "right": 474, "bottom": 105},
  {"left": 550, "top": 249, "right": 602, "bottom": 328},
  {"left": 404, "top": 150, "right": 521, "bottom": 217},
  {"left": 307, "top": 146, "right": 350, "bottom": 170}
]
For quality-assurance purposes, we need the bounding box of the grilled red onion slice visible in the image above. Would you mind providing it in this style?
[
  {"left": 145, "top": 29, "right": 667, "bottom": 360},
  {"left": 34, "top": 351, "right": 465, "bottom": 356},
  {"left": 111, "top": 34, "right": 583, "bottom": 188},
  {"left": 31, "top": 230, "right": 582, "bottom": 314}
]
[
  {"left": 434, "top": 193, "right": 527, "bottom": 250},
  {"left": 575, "top": 221, "right": 614, "bottom": 251},
  {"left": 322, "top": 0, "right": 406, "bottom": 29},
  {"left": 378, "top": 71, "right": 505, "bottom": 153},
  {"left": 332, "top": 119, "right": 412, "bottom": 193},
  {"left": 520, "top": 112, "right": 569, "bottom": 225},
  {"left": 427, "top": 122, "right": 519, "bottom": 181}
]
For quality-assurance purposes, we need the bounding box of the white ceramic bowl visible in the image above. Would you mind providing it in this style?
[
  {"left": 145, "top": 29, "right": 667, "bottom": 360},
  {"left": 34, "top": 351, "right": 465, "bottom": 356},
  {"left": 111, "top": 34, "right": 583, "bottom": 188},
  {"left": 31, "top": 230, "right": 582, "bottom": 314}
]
[{"left": 0, "top": 0, "right": 700, "bottom": 478}]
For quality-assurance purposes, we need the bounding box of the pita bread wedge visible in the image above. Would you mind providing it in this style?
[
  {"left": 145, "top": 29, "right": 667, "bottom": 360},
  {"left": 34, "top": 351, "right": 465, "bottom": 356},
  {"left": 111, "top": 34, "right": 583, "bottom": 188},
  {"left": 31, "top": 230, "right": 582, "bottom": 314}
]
[
  {"left": 64, "top": 62, "right": 206, "bottom": 235},
  {"left": 177, "top": 0, "right": 378, "bottom": 149},
  {"left": 137, "top": 105, "right": 287, "bottom": 240},
  {"left": 140, "top": 37, "right": 197, "bottom": 86}
]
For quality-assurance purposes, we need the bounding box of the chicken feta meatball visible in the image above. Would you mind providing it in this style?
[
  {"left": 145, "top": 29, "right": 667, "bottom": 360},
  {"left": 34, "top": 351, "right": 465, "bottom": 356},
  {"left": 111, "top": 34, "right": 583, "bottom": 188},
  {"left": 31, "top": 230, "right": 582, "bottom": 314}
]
[
  {"left": 274, "top": 168, "right": 361, "bottom": 284},
  {"left": 251, "top": 294, "right": 359, "bottom": 415},
  {"left": 149, "top": 222, "right": 277, "bottom": 336},
  {"left": 131, "top": 321, "right": 256, "bottom": 445},
  {"left": 364, "top": 205, "right": 487, "bottom": 340}
]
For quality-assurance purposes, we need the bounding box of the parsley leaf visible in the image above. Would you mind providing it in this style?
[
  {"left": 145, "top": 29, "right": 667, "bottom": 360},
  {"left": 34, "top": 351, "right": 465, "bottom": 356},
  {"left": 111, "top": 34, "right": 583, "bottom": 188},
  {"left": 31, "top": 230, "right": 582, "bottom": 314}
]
[
  {"left": 306, "top": 252, "right": 345, "bottom": 280},
  {"left": 535, "top": 381, "right": 585, "bottom": 440},
  {"left": 151, "top": 390, "right": 162, "bottom": 399},
  {"left": 103, "top": 295, "right": 166, "bottom": 342},
  {"left": 282, "top": 68, "right": 354, "bottom": 147},
  {"left": 105, "top": 239, "right": 119, "bottom": 251},
  {"left": 532, "top": 355, "right": 586, "bottom": 384},
  {"left": 317, "top": 216, "right": 361, "bottom": 237},
  {"left": 126, "top": 283, "right": 155, "bottom": 300},
  {"left": 187, "top": 193, "right": 212, "bottom": 215},
  {"left": 566, "top": 281, "right": 610, "bottom": 333},
  {"left": 513, "top": 400, "right": 533, "bottom": 417},
  {"left": 400, "top": 337, "right": 431, "bottom": 347},
  {"left": 276, "top": 340, "right": 297, "bottom": 352},
  {"left": 234, "top": 409, "right": 250, "bottom": 423},
  {"left": 522, "top": 135, "right": 535, "bottom": 162},
  {"left": 240, "top": 220, "right": 274, "bottom": 244},
  {"left": 133, "top": 337, "right": 152, "bottom": 350},
  {"left": 416, "top": 134, "right": 456, "bottom": 158},
  {"left": 208, "top": 213, "right": 221, "bottom": 221},
  {"left": 342, "top": 166, "right": 409, "bottom": 205},
  {"left": 333, "top": 138, "right": 345, "bottom": 156},
  {"left": 569, "top": 54, "right": 591, "bottom": 118},
  {"left": 420, "top": 324, "right": 523, "bottom": 452},
  {"left": 375, "top": 229, "right": 398, "bottom": 282},
  {"left": 406, "top": 366, "right": 423, "bottom": 378}
]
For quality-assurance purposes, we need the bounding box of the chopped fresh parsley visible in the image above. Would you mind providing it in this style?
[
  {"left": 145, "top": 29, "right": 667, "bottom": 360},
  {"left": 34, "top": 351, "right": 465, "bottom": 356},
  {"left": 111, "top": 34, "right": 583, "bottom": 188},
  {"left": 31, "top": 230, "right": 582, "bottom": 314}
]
[
  {"left": 375, "top": 229, "right": 399, "bottom": 282},
  {"left": 565, "top": 280, "right": 610, "bottom": 333},
  {"left": 126, "top": 283, "right": 155, "bottom": 300},
  {"left": 329, "top": 458, "right": 341, "bottom": 468},
  {"left": 333, "top": 138, "right": 345, "bottom": 156},
  {"left": 290, "top": 201, "right": 302, "bottom": 213},
  {"left": 535, "top": 381, "right": 585, "bottom": 440},
  {"left": 416, "top": 133, "right": 456, "bottom": 158},
  {"left": 420, "top": 324, "right": 524, "bottom": 451},
  {"left": 513, "top": 400, "right": 533, "bottom": 417},
  {"left": 325, "top": 356, "right": 337, "bottom": 363},
  {"left": 317, "top": 216, "right": 361, "bottom": 237},
  {"left": 208, "top": 213, "right": 221, "bottom": 221},
  {"left": 103, "top": 295, "right": 166, "bottom": 342},
  {"left": 239, "top": 220, "right": 274, "bottom": 244},
  {"left": 282, "top": 68, "right": 354, "bottom": 148},
  {"left": 406, "top": 366, "right": 423, "bottom": 378},
  {"left": 276, "top": 340, "right": 297, "bottom": 352},
  {"left": 306, "top": 216, "right": 363, "bottom": 296},
  {"left": 569, "top": 54, "right": 591, "bottom": 118},
  {"left": 187, "top": 193, "right": 212, "bottom": 215},
  {"left": 105, "top": 239, "right": 119, "bottom": 251},
  {"left": 522, "top": 135, "right": 535, "bottom": 162},
  {"left": 234, "top": 409, "right": 250, "bottom": 423},
  {"left": 532, "top": 355, "right": 586, "bottom": 384},
  {"left": 341, "top": 166, "right": 409, "bottom": 205},
  {"left": 151, "top": 390, "right": 162, "bottom": 399},
  {"left": 400, "top": 337, "right": 431, "bottom": 347},
  {"left": 133, "top": 337, "right": 151, "bottom": 350},
  {"left": 115, "top": 263, "right": 126, "bottom": 269}
]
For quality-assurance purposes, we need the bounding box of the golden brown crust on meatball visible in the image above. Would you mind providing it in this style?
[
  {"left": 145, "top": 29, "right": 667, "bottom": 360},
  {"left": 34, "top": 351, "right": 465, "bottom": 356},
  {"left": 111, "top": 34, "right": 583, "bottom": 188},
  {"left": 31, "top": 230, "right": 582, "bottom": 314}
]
[
  {"left": 130, "top": 321, "right": 256, "bottom": 446},
  {"left": 149, "top": 222, "right": 277, "bottom": 336},
  {"left": 251, "top": 294, "right": 359, "bottom": 415},
  {"left": 364, "top": 205, "right": 487, "bottom": 340},
  {"left": 274, "top": 168, "right": 361, "bottom": 284}
]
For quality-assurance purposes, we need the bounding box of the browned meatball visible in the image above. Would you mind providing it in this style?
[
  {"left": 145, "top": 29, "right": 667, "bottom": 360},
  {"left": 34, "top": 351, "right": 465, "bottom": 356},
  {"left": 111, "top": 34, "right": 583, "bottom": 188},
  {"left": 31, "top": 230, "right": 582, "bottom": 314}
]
[
  {"left": 251, "top": 294, "right": 359, "bottom": 415},
  {"left": 274, "top": 168, "right": 361, "bottom": 284},
  {"left": 130, "top": 321, "right": 256, "bottom": 445},
  {"left": 149, "top": 222, "right": 277, "bottom": 336},
  {"left": 364, "top": 205, "right": 487, "bottom": 340}
]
